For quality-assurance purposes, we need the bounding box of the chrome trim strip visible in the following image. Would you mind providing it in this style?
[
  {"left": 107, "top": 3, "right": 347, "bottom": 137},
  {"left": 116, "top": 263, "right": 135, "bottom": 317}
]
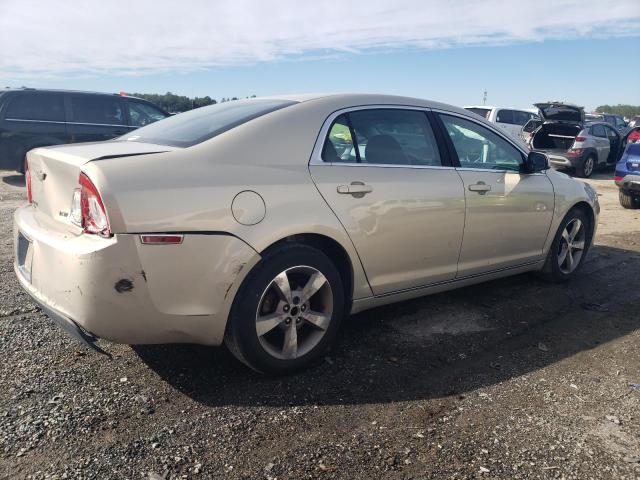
[
  {"left": 5, "top": 118, "right": 129, "bottom": 127},
  {"left": 5, "top": 118, "right": 66, "bottom": 125},
  {"left": 310, "top": 162, "right": 455, "bottom": 170}
]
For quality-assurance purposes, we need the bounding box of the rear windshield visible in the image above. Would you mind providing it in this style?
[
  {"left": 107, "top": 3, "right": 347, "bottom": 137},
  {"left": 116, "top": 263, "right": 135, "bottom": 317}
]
[
  {"left": 121, "top": 99, "right": 296, "bottom": 147},
  {"left": 465, "top": 108, "right": 491, "bottom": 119}
]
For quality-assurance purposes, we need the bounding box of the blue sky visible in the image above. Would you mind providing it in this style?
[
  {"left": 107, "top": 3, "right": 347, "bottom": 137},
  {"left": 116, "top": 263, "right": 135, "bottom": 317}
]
[{"left": 1, "top": 0, "right": 639, "bottom": 111}]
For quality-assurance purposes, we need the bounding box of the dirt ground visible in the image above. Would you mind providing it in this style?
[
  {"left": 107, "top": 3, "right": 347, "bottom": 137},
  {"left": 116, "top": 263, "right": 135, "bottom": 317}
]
[{"left": 0, "top": 168, "right": 638, "bottom": 480}]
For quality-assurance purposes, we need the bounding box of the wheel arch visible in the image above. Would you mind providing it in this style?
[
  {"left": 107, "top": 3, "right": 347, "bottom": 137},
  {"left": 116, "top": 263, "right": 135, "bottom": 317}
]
[
  {"left": 568, "top": 201, "right": 596, "bottom": 248},
  {"left": 259, "top": 233, "right": 355, "bottom": 310}
]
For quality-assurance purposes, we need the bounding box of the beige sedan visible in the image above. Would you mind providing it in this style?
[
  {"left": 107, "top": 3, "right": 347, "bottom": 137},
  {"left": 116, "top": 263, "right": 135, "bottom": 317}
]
[{"left": 14, "top": 94, "right": 599, "bottom": 374}]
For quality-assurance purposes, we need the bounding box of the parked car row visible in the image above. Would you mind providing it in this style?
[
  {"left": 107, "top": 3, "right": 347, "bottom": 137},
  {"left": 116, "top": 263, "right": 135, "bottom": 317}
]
[
  {"left": 463, "top": 105, "right": 539, "bottom": 140},
  {"left": 0, "top": 88, "right": 169, "bottom": 172}
]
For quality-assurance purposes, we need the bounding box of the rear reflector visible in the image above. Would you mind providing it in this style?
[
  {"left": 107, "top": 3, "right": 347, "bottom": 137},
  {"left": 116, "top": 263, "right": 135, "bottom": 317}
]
[{"left": 140, "top": 234, "right": 184, "bottom": 245}]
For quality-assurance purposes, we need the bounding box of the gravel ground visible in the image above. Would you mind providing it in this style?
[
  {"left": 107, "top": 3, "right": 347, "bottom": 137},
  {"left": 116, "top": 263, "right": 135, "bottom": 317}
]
[{"left": 0, "top": 169, "right": 639, "bottom": 480}]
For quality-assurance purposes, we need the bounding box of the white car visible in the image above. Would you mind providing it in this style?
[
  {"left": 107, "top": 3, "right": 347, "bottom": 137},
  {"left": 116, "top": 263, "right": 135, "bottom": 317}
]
[{"left": 465, "top": 106, "right": 539, "bottom": 140}]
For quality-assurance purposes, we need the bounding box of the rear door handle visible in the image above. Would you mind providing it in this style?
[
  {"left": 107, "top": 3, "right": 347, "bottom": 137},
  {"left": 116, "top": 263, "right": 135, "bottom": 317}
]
[
  {"left": 337, "top": 182, "right": 373, "bottom": 195},
  {"left": 468, "top": 182, "right": 491, "bottom": 194}
]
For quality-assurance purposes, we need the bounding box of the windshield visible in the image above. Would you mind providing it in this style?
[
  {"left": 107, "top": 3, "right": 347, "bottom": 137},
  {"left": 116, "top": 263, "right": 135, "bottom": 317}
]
[
  {"left": 121, "top": 99, "right": 296, "bottom": 147},
  {"left": 465, "top": 108, "right": 491, "bottom": 119}
]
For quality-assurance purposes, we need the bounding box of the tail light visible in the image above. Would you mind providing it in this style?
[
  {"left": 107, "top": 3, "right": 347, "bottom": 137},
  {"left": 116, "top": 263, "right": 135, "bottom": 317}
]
[
  {"left": 24, "top": 157, "right": 33, "bottom": 204},
  {"left": 566, "top": 148, "right": 584, "bottom": 158},
  {"left": 614, "top": 176, "right": 624, "bottom": 181},
  {"left": 575, "top": 136, "right": 586, "bottom": 142},
  {"left": 70, "top": 172, "right": 111, "bottom": 237},
  {"left": 628, "top": 131, "right": 640, "bottom": 143}
]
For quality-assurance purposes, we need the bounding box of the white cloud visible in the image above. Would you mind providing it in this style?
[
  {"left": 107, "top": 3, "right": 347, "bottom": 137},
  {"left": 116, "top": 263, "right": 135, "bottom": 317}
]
[{"left": 1, "top": 0, "right": 638, "bottom": 78}]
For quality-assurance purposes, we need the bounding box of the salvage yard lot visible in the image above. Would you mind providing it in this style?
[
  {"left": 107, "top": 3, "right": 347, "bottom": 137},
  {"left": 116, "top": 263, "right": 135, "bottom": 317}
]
[{"left": 0, "top": 170, "right": 639, "bottom": 479}]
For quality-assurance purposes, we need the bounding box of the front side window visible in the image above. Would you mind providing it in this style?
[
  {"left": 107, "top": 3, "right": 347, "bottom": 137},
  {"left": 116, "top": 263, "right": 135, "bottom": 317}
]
[
  {"left": 5, "top": 93, "right": 65, "bottom": 122},
  {"left": 605, "top": 126, "right": 619, "bottom": 140},
  {"left": 322, "top": 109, "right": 442, "bottom": 166},
  {"left": 70, "top": 95, "right": 125, "bottom": 125},
  {"left": 122, "top": 99, "right": 295, "bottom": 147},
  {"left": 440, "top": 114, "right": 523, "bottom": 171},
  {"left": 495, "top": 109, "right": 515, "bottom": 125},
  {"left": 128, "top": 101, "right": 168, "bottom": 127}
]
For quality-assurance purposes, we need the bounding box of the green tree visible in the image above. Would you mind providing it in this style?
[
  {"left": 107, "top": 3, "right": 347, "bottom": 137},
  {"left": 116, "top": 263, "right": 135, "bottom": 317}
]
[{"left": 594, "top": 104, "right": 640, "bottom": 118}]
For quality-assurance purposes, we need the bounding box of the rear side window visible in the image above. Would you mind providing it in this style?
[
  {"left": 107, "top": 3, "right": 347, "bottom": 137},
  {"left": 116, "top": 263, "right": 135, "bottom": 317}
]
[
  {"left": 122, "top": 99, "right": 296, "bottom": 147},
  {"left": 322, "top": 109, "right": 442, "bottom": 166},
  {"left": 523, "top": 119, "right": 542, "bottom": 133},
  {"left": 5, "top": 93, "right": 65, "bottom": 122},
  {"left": 512, "top": 111, "right": 531, "bottom": 126},
  {"left": 128, "top": 101, "right": 168, "bottom": 127},
  {"left": 495, "top": 109, "right": 515, "bottom": 124},
  {"left": 70, "top": 95, "right": 125, "bottom": 125},
  {"left": 592, "top": 124, "right": 607, "bottom": 138}
]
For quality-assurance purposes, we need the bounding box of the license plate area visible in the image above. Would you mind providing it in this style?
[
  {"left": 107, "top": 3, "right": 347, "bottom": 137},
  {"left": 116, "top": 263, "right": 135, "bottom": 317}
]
[{"left": 16, "top": 232, "right": 33, "bottom": 282}]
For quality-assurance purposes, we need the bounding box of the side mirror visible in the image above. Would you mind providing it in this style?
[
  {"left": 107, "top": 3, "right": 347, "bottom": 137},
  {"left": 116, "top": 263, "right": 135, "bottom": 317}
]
[{"left": 522, "top": 151, "right": 549, "bottom": 174}]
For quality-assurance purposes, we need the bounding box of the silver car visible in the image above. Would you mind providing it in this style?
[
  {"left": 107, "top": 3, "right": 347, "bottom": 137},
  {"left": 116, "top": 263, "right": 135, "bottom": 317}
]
[
  {"left": 14, "top": 94, "right": 599, "bottom": 374},
  {"left": 530, "top": 102, "right": 623, "bottom": 177}
]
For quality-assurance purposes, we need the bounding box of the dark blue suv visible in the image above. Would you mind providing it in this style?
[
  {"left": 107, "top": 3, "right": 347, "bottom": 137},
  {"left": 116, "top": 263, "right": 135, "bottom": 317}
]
[
  {"left": 615, "top": 143, "right": 640, "bottom": 209},
  {"left": 0, "top": 88, "right": 169, "bottom": 173}
]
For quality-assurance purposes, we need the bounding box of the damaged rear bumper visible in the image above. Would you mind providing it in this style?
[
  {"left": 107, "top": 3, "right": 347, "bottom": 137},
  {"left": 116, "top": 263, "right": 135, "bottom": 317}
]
[
  {"left": 24, "top": 288, "right": 110, "bottom": 356},
  {"left": 14, "top": 205, "right": 260, "bottom": 347}
]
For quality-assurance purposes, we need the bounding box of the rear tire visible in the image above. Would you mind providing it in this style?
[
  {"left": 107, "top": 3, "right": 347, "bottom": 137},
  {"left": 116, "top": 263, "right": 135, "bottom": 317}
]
[
  {"left": 619, "top": 190, "right": 640, "bottom": 209},
  {"left": 224, "top": 243, "right": 345, "bottom": 375},
  {"left": 575, "top": 155, "right": 595, "bottom": 178},
  {"left": 538, "top": 208, "right": 592, "bottom": 283}
]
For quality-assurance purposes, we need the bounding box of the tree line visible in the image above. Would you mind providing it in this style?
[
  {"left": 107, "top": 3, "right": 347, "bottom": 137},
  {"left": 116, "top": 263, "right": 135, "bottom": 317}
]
[
  {"left": 132, "top": 92, "right": 255, "bottom": 113},
  {"left": 595, "top": 104, "right": 640, "bottom": 118}
]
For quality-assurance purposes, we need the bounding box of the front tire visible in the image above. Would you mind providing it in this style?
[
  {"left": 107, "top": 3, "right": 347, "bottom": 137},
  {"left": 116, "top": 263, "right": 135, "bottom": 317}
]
[
  {"left": 224, "top": 244, "right": 345, "bottom": 374},
  {"left": 619, "top": 190, "right": 640, "bottom": 209},
  {"left": 538, "top": 208, "right": 592, "bottom": 283}
]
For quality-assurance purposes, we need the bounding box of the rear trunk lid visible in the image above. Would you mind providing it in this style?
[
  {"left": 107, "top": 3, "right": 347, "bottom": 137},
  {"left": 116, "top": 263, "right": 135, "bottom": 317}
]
[
  {"left": 535, "top": 102, "right": 584, "bottom": 124},
  {"left": 27, "top": 141, "right": 174, "bottom": 225}
]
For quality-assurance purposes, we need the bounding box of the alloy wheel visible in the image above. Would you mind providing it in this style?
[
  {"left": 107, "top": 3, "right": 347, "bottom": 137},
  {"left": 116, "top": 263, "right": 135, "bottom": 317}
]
[
  {"left": 557, "top": 218, "right": 586, "bottom": 274},
  {"left": 584, "top": 157, "right": 594, "bottom": 177},
  {"left": 255, "top": 266, "right": 333, "bottom": 360}
]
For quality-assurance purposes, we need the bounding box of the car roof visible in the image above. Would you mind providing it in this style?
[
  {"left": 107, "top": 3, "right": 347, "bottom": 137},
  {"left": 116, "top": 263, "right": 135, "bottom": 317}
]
[
  {"left": 278, "top": 93, "right": 477, "bottom": 117},
  {"left": 1, "top": 87, "right": 146, "bottom": 100},
  {"left": 585, "top": 121, "right": 615, "bottom": 128}
]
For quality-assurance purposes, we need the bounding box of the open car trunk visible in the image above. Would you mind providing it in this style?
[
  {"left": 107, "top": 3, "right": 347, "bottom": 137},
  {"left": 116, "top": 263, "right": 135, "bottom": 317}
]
[{"left": 531, "top": 123, "right": 581, "bottom": 151}]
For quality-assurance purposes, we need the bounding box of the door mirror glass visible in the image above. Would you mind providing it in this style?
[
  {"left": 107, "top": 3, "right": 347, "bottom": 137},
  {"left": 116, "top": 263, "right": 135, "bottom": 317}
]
[{"left": 523, "top": 151, "right": 549, "bottom": 173}]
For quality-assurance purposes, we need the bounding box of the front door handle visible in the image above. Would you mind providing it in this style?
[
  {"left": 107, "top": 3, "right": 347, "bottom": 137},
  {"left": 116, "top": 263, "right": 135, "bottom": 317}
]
[
  {"left": 468, "top": 182, "right": 491, "bottom": 194},
  {"left": 337, "top": 182, "right": 373, "bottom": 196}
]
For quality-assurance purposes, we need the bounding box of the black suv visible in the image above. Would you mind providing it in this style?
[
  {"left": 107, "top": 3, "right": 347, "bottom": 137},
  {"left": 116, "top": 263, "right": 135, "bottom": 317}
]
[{"left": 0, "top": 88, "right": 169, "bottom": 172}]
